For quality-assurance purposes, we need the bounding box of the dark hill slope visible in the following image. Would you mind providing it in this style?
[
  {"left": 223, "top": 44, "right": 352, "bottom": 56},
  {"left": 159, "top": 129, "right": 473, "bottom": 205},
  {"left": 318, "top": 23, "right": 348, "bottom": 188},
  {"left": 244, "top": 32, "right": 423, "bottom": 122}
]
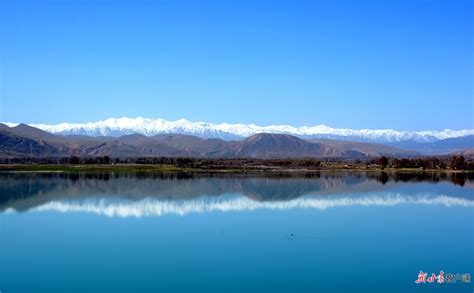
[{"left": 0, "top": 130, "right": 60, "bottom": 157}]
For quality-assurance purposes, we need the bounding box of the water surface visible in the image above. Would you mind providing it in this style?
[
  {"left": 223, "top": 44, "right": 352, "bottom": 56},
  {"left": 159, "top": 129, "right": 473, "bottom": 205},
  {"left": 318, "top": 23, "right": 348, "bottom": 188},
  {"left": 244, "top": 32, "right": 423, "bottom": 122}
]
[{"left": 1, "top": 172, "right": 473, "bottom": 292}]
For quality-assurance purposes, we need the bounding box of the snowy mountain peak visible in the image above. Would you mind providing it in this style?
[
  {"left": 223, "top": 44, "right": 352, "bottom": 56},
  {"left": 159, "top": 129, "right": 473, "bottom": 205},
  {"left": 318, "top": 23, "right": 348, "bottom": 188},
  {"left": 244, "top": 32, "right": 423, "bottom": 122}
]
[{"left": 2, "top": 117, "right": 473, "bottom": 142}]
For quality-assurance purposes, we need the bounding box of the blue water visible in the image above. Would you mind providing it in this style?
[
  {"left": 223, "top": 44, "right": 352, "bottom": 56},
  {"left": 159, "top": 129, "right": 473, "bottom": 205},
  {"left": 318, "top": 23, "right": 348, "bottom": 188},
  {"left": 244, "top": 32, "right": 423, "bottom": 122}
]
[{"left": 0, "top": 172, "right": 473, "bottom": 292}]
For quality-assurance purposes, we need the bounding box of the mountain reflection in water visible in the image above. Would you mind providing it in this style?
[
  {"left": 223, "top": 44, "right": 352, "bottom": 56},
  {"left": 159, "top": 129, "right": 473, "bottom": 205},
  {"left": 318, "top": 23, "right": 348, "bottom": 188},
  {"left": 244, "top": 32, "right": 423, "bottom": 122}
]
[{"left": 1, "top": 171, "right": 473, "bottom": 217}]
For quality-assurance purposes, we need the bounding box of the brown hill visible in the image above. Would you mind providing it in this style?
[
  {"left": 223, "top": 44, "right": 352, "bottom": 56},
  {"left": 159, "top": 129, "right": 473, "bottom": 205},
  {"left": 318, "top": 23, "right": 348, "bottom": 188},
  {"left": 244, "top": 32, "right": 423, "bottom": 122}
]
[
  {"left": 307, "top": 138, "right": 417, "bottom": 157},
  {"left": 231, "top": 133, "right": 351, "bottom": 158}
]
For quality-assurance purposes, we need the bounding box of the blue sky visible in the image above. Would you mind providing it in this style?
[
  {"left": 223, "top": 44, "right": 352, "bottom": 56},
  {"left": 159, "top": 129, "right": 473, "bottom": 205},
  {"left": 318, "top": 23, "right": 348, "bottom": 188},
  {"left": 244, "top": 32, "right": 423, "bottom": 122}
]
[{"left": 0, "top": 0, "right": 472, "bottom": 130}]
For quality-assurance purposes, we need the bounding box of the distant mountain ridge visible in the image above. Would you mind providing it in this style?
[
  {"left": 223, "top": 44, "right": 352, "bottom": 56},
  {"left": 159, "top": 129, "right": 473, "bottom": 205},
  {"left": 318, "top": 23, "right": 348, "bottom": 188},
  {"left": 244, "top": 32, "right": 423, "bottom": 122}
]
[
  {"left": 389, "top": 135, "right": 474, "bottom": 155},
  {"left": 0, "top": 123, "right": 421, "bottom": 159},
  {"left": 4, "top": 117, "right": 473, "bottom": 143}
]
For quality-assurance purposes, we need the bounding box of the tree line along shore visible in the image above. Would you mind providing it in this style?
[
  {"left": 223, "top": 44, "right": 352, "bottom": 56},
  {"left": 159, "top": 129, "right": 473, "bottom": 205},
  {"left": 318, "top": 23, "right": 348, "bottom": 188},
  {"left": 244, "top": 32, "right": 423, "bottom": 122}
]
[{"left": 0, "top": 155, "right": 472, "bottom": 172}]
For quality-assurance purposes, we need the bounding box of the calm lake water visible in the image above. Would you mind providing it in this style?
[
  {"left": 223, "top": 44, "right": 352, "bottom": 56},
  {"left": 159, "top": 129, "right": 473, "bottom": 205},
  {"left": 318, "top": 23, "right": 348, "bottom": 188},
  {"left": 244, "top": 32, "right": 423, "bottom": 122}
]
[{"left": 0, "top": 171, "right": 473, "bottom": 292}]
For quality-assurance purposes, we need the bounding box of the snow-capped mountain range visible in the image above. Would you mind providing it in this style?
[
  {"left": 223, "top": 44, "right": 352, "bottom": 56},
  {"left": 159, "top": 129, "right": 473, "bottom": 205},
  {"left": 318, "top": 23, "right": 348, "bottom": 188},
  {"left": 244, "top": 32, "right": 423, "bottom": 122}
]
[{"left": 3, "top": 117, "right": 474, "bottom": 143}]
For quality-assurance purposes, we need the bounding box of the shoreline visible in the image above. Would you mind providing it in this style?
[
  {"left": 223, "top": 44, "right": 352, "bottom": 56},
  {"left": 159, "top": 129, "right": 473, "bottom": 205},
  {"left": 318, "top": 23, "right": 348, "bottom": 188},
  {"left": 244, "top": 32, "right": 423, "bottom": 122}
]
[{"left": 0, "top": 164, "right": 471, "bottom": 174}]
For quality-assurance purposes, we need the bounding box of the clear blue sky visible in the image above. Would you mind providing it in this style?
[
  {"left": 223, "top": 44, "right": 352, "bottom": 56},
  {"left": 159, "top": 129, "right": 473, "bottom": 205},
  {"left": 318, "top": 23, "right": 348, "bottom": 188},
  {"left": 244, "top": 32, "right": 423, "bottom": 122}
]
[{"left": 0, "top": 0, "right": 472, "bottom": 130}]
